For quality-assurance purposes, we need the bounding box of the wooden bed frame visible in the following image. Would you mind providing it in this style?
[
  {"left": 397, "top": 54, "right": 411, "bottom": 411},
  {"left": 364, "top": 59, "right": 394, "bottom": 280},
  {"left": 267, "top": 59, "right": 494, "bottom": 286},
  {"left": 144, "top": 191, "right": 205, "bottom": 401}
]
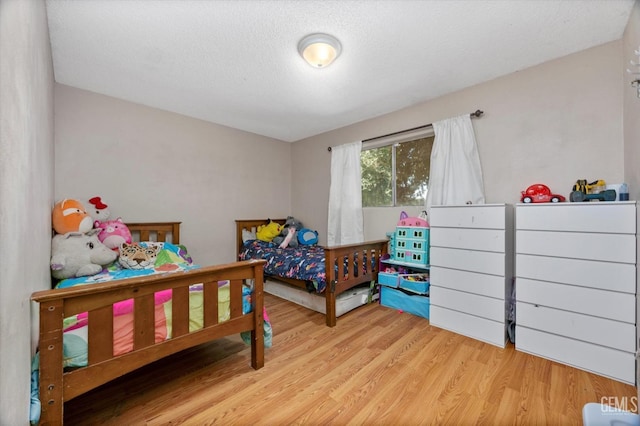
[
  {"left": 32, "top": 222, "right": 266, "bottom": 425},
  {"left": 235, "top": 219, "right": 388, "bottom": 327}
]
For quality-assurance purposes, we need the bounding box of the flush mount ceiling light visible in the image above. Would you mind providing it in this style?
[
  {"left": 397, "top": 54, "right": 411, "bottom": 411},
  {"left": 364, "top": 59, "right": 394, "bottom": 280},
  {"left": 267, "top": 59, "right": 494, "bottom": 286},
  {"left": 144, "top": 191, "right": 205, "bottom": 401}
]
[{"left": 298, "top": 33, "right": 342, "bottom": 68}]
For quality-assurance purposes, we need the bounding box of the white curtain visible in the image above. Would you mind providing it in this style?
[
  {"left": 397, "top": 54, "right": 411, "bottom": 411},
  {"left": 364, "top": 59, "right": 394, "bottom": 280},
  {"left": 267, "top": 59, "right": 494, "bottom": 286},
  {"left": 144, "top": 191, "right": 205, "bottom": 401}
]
[
  {"left": 327, "top": 141, "right": 364, "bottom": 246},
  {"left": 425, "top": 114, "right": 485, "bottom": 214}
]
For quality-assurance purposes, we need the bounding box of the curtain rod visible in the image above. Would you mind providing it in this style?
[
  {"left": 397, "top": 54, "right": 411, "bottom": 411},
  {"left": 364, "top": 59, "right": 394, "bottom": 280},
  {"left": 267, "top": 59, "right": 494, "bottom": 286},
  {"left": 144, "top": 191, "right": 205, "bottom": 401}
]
[{"left": 327, "top": 109, "right": 484, "bottom": 151}]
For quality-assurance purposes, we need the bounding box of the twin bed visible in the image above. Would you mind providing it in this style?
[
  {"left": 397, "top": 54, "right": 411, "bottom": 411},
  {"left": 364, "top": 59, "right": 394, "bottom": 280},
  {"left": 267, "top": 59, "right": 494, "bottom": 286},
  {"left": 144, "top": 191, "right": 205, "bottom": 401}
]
[
  {"left": 31, "top": 222, "right": 266, "bottom": 425},
  {"left": 235, "top": 219, "right": 388, "bottom": 327},
  {"left": 31, "top": 219, "right": 387, "bottom": 424}
]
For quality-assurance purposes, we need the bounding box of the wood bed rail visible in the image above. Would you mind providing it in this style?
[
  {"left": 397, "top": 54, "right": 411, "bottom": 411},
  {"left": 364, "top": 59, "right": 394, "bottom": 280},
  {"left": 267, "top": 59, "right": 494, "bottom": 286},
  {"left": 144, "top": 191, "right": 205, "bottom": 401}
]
[
  {"left": 324, "top": 239, "right": 388, "bottom": 326},
  {"left": 32, "top": 259, "right": 265, "bottom": 425},
  {"left": 236, "top": 218, "right": 390, "bottom": 327},
  {"left": 127, "top": 221, "right": 181, "bottom": 244}
]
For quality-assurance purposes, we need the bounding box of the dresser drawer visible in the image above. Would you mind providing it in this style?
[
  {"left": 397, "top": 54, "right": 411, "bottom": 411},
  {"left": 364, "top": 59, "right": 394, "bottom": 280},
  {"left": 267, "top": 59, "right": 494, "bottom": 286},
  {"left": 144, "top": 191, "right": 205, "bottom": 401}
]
[
  {"left": 516, "top": 230, "right": 636, "bottom": 264},
  {"left": 430, "top": 266, "right": 506, "bottom": 299},
  {"left": 517, "top": 278, "right": 635, "bottom": 323},
  {"left": 430, "top": 205, "right": 507, "bottom": 229},
  {"left": 517, "top": 302, "right": 636, "bottom": 352},
  {"left": 516, "top": 326, "right": 635, "bottom": 384},
  {"left": 516, "top": 203, "right": 636, "bottom": 234},
  {"left": 516, "top": 254, "right": 636, "bottom": 293},
  {"left": 430, "top": 227, "right": 505, "bottom": 252},
  {"left": 430, "top": 247, "right": 505, "bottom": 276},
  {"left": 431, "top": 286, "right": 504, "bottom": 321},
  {"left": 430, "top": 305, "right": 506, "bottom": 347}
]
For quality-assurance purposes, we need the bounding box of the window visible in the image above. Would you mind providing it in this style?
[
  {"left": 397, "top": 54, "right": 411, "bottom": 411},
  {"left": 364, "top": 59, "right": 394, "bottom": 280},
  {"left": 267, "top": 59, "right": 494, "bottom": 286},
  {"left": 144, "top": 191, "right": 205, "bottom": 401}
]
[{"left": 361, "top": 128, "right": 434, "bottom": 207}]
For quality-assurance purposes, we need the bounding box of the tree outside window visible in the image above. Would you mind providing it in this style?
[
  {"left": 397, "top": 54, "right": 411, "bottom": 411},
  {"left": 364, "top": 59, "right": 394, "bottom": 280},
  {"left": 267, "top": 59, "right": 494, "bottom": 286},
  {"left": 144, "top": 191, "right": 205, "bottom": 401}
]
[{"left": 361, "top": 136, "right": 434, "bottom": 207}]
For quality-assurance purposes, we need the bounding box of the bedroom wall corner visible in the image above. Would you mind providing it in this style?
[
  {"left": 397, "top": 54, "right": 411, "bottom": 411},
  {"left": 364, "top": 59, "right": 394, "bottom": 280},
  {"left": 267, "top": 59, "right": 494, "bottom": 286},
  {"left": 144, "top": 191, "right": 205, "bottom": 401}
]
[
  {"left": 0, "top": 0, "right": 55, "bottom": 424},
  {"left": 54, "top": 85, "right": 292, "bottom": 266}
]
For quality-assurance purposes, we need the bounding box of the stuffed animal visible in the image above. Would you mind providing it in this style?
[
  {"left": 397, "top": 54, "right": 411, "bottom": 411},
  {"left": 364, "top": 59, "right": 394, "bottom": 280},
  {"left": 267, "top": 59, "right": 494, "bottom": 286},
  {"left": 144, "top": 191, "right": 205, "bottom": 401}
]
[
  {"left": 52, "top": 199, "right": 93, "bottom": 235},
  {"left": 94, "top": 217, "right": 132, "bottom": 251},
  {"left": 298, "top": 228, "right": 319, "bottom": 245},
  {"left": 272, "top": 216, "right": 304, "bottom": 248},
  {"left": 118, "top": 242, "right": 160, "bottom": 270},
  {"left": 256, "top": 219, "right": 282, "bottom": 243},
  {"left": 50, "top": 229, "right": 118, "bottom": 280},
  {"left": 87, "top": 196, "right": 111, "bottom": 222}
]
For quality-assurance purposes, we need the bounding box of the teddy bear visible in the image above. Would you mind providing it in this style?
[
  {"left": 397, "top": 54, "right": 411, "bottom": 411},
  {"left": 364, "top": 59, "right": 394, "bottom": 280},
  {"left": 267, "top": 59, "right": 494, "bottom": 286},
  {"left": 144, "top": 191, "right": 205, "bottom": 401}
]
[
  {"left": 52, "top": 199, "right": 93, "bottom": 235},
  {"left": 94, "top": 217, "right": 132, "bottom": 251},
  {"left": 50, "top": 229, "right": 118, "bottom": 280},
  {"left": 272, "top": 216, "right": 304, "bottom": 248},
  {"left": 256, "top": 219, "right": 283, "bottom": 243}
]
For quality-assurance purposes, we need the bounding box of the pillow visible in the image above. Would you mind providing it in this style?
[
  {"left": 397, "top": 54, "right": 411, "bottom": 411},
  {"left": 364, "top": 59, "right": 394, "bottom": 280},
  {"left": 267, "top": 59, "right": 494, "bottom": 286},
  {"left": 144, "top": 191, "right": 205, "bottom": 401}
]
[
  {"left": 298, "top": 228, "right": 318, "bottom": 245},
  {"left": 118, "top": 243, "right": 159, "bottom": 270},
  {"left": 242, "top": 228, "right": 257, "bottom": 243}
]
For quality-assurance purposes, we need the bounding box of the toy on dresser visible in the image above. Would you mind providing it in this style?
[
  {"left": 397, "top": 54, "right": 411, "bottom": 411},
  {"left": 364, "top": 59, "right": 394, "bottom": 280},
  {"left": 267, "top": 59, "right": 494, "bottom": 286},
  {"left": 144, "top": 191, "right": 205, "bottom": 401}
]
[{"left": 569, "top": 179, "right": 617, "bottom": 202}]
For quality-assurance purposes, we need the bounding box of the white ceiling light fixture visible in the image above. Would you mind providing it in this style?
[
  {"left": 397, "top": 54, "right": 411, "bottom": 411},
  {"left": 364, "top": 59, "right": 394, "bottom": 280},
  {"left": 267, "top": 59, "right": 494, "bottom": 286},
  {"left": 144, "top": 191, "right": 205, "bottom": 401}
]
[{"left": 298, "top": 33, "right": 342, "bottom": 68}]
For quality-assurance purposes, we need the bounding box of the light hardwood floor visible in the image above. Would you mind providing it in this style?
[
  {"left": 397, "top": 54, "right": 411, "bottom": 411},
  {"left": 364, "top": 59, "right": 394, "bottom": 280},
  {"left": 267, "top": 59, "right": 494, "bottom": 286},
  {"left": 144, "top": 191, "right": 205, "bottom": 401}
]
[{"left": 64, "top": 293, "right": 636, "bottom": 425}]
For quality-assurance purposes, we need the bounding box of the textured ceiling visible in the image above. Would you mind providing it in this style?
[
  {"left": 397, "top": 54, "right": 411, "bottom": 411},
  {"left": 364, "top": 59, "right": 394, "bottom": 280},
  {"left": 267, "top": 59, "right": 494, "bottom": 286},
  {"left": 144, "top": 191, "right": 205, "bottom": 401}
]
[{"left": 46, "top": 0, "right": 635, "bottom": 142}]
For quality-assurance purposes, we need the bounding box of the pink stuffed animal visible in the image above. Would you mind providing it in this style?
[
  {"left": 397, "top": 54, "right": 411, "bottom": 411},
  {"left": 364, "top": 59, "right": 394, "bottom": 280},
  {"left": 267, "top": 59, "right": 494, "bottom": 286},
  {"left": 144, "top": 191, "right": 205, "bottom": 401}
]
[{"left": 94, "top": 217, "right": 132, "bottom": 251}]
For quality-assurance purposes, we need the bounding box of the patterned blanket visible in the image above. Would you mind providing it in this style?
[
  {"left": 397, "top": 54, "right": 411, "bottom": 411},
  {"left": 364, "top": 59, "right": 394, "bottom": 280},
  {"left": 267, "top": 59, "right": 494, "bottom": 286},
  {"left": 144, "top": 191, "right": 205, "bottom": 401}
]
[
  {"left": 239, "top": 240, "right": 374, "bottom": 293},
  {"left": 239, "top": 240, "right": 329, "bottom": 292},
  {"left": 54, "top": 242, "right": 197, "bottom": 288}
]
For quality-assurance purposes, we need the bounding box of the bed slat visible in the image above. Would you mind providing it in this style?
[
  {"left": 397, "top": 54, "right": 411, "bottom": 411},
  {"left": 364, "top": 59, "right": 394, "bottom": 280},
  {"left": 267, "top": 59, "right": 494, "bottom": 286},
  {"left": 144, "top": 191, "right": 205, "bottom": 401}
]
[
  {"left": 203, "top": 281, "right": 219, "bottom": 327},
  {"left": 171, "top": 287, "right": 190, "bottom": 338},
  {"left": 230, "top": 279, "right": 243, "bottom": 319},
  {"left": 88, "top": 306, "right": 114, "bottom": 364},
  {"left": 133, "top": 294, "right": 155, "bottom": 349}
]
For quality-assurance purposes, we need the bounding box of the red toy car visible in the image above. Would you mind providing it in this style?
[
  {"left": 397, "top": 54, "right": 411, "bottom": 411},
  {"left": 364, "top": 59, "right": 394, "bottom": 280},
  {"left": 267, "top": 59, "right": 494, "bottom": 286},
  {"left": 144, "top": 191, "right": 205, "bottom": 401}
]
[{"left": 521, "top": 184, "right": 566, "bottom": 203}]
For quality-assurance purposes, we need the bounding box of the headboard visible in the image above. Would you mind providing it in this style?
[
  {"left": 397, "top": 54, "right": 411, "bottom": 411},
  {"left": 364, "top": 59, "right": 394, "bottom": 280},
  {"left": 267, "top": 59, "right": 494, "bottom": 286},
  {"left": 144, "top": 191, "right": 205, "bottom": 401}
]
[
  {"left": 127, "top": 222, "right": 181, "bottom": 244},
  {"left": 235, "top": 219, "right": 286, "bottom": 258}
]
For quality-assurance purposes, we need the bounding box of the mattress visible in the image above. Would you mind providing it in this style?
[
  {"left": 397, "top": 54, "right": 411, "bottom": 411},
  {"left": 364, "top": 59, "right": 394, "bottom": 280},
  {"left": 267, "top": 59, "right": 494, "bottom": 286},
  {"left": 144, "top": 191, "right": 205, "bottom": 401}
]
[{"left": 265, "top": 278, "right": 376, "bottom": 317}]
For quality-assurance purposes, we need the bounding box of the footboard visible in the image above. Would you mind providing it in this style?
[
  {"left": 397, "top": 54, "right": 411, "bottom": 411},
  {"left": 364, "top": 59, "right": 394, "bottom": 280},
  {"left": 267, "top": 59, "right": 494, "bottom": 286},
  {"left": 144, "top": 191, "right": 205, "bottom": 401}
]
[
  {"left": 32, "top": 259, "right": 265, "bottom": 425},
  {"left": 324, "top": 240, "right": 388, "bottom": 327}
]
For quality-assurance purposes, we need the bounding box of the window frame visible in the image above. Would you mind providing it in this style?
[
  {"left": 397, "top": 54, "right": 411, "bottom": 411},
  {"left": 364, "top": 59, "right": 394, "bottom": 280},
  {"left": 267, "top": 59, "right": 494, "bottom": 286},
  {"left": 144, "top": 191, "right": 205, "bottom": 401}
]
[{"left": 361, "top": 126, "right": 435, "bottom": 208}]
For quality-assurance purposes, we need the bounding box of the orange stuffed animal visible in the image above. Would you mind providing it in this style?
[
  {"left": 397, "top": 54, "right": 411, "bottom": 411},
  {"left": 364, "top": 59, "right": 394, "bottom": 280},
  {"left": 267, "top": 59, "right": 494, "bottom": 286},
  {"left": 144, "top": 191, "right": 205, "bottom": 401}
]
[{"left": 52, "top": 199, "right": 93, "bottom": 235}]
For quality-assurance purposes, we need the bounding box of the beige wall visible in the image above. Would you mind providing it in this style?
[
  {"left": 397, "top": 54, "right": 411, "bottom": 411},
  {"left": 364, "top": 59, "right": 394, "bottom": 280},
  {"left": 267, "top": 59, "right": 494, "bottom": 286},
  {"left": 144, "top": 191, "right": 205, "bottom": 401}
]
[
  {"left": 54, "top": 85, "right": 292, "bottom": 265},
  {"left": 293, "top": 41, "right": 625, "bottom": 242},
  {"left": 624, "top": 2, "right": 640, "bottom": 195},
  {"left": 0, "top": 0, "right": 55, "bottom": 423}
]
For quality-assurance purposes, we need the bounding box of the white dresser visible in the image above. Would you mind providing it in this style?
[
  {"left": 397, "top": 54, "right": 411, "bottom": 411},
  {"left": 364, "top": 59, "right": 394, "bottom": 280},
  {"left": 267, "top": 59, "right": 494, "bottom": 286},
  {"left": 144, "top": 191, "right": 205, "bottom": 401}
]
[
  {"left": 515, "top": 202, "right": 637, "bottom": 385},
  {"left": 429, "top": 204, "right": 514, "bottom": 347}
]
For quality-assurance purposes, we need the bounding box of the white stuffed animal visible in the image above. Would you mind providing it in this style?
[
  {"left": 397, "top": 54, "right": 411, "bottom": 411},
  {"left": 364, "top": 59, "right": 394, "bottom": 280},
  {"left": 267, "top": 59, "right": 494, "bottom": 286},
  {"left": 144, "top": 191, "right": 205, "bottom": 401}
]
[
  {"left": 86, "top": 196, "right": 111, "bottom": 223},
  {"left": 50, "top": 229, "right": 117, "bottom": 280}
]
